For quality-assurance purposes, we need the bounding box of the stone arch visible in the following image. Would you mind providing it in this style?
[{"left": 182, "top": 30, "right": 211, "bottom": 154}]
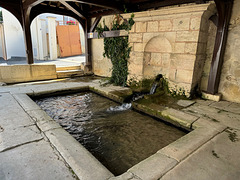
[{"left": 143, "top": 35, "right": 172, "bottom": 79}]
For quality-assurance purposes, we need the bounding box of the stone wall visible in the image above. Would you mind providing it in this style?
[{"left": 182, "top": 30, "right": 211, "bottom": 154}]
[
  {"left": 201, "top": 0, "right": 240, "bottom": 103},
  {"left": 0, "top": 64, "right": 57, "bottom": 84},
  {"left": 91, "top": 38, "right": 112, "bottom": 77},
  {"left": 91, "top": 3, "right": 216, "bottom": 96},
  {"left": 126, "top": 3, "right": 216, "bottom": 96}
]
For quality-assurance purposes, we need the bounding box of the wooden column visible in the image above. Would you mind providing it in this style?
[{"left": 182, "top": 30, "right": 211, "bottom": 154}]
[
  {"left": 20, "top": 2, "right": 34, "bottom": 64},
  {"left": 206, "top": 0, "right": 233, "bottom": 94},
  {"left": 85, "top": 19, "right": 92, "bottom": 71}
]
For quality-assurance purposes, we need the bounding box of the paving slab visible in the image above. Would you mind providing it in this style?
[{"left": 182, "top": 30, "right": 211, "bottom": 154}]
[
  {"left": 0, "top": 103, "right": 34, "bottom": 128},
  {"left": 177, "top": 100, "right": 195, "bottom": 107},
  {"left": 128, "top": 153, "right": 177, "bottom": 180},
  {"left": 160, "top": 129, "right": 240, "bottom": 180},
  {"left": 184, "top": 103, "right": 221, "bottom": 115},
  {"left": 108, "top": 172, "right": 135, "bottom": 180},
  {"left": 0, "top": 140, "right": 77, "bottom": 180},
  {"left": 0, "top": 125, "right": 43, "bottom": 152},
  {"left": 195, "top": 99, "right": 214, "bottom": 106},
  {"left": 223, "top": 102, "right": 240, "bottom": 114},
  {"left": 185, "top": 104, "right": 240, "bottom": 130},
  {"left": 0, "top": 94, "right": 35, "bottom": 127},
  {"left": 209, "top": 100, "right": 232, "bottom": 110},
  {"left": 161, "top": 108, "right": 199, "bottom": 129}
]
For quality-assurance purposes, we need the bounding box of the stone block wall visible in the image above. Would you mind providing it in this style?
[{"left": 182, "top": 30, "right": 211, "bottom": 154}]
[
  {"left": 91, "top": 3, "right": 216, "bottom": 96},
  {"left": 125, "top": 3, "right": 216, "bottom": 95},
  {"left": 201, "top": 0, "right": 240, "bottom": 103},
  {"left": 0, "top": 64, "right": 57, "bottom": 84},
  {"left": 91, "top": 38, "right": 112, "bottom": 77}
]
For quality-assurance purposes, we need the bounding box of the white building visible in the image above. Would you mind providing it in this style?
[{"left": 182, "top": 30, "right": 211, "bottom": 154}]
[{"left": 0, "top": 9, "right": 85, "bottom": 60}]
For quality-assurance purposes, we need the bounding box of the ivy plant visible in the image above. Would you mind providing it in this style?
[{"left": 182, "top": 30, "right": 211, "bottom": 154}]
[{"left": 96, "top": 14, "right": 135, "bottom": 86}]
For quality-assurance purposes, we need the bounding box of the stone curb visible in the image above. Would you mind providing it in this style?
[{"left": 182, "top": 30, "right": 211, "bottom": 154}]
[
  {"left": 12, "top": 92, "right": 114, "bottom": 180},
  {"left": 128, "top": 153, "right": 178, "bottom": 180},
  {"left": 161, "top": 108, "right": 199, "bottom": 129},
  {"left": 6, "top": 81, "right": 230, "bottom": 180},
  {"left": 45, "top": 128, "right": 114, "bottom": 180}
]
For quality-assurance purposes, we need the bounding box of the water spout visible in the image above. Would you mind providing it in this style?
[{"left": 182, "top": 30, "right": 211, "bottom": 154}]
[
  {"left": 149, "top": 74, "right": 163, "bottom": 95},
  {"left": 107, "top": 74, "right": 163, "bottom": 112}
]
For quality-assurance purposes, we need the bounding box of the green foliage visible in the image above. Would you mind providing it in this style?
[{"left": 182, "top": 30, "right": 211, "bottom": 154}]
[
  {"left": 96, "top": 14, "right": 135, "bottom": 86},
  {"left": 0, "top": 11, "right": 3, "bottom": 22},
  {"left": 128, "top": 77, "right": 155, "bottom": 92}
]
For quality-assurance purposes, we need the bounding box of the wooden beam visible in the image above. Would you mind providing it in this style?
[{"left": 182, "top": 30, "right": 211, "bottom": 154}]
[
  {"left": 60, "top": 1, "right": 86, "bottom": 19},
  {"left": 89, "top": 16, "right": 101, "bottom": 32},
  {"left": 22, "top": 0, "right": 45, "bottom": 9},
  {"left": 88, "top": 10, "right": 117, "bottom": 18},
  {"left": 31, "top": 5, "right": 85, "bottom": 26},
  {"left": 76, "top": 0, "right": 123, "bottom": 12},
  {"left": 206, "top": 0, "right": 233, "bottom": 94},
  {"left": 87, "top": 30, "right": 128, "bottom": 39},
  {"left": 0, "top": 1, "right": 22, "bottom": 25},
  {"left": 137, "top": 0, "right": 197, "bottom": 10},
  {"left": 85, "top": 19, "right": 92, "bottom": 70},
  {"left": 20, "top": 0, "right": 34, "bottom": 64}
]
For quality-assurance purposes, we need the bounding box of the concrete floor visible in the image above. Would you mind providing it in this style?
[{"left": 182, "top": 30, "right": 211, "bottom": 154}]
[
  {"left": 0, "top": 78, "right": 240, "bottom": 180},
  {"left": 0, "top": 55, "right": 86, "bottom": 67}
]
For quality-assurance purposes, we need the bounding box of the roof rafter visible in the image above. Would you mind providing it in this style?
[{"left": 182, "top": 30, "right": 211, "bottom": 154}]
[
  {"left": 60, "top": 1, "right": 86, "bottom": 19},
  {"left": 22, "top": 0, "right": 45, "bottom": 9},
  {"left": 75, "top": 0, "right": 123, "bottom": 12}
]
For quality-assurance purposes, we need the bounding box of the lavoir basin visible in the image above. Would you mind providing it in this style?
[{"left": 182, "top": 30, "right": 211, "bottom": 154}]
[{"left": 34, "top": 92, "right": 186, "bottom": 175}]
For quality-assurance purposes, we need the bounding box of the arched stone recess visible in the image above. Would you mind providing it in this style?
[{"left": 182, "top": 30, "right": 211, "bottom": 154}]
[{"left": 143, "top": 35, "right": 172, "bottom": 79}]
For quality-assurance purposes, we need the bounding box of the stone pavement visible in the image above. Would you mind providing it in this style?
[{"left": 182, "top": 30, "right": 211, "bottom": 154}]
[
  {"left": 0, "top": 79, "right": 240, "bottom": 180},
  {"left": 0, "top": 55, "right": 86, "bottom": 67}
]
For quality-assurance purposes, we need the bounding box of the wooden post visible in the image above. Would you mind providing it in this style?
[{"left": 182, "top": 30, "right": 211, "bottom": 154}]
[
  {"left": 20, "top": 1, "right": 34, "bottom": 64},
  {"left": 206, "top": 0, "right": 233, "bottom": 94},
  {"left": 85, "top": 19, "right": 92, "bottom": 71}
]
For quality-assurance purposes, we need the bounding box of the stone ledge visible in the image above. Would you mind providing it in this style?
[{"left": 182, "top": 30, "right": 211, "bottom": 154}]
[
  {"left": 0, "top": 64, "right": 57, "bottom": 84},
  {"left": 202, "top": 92, "right": 222, "bottom": 102},
  {"left": 27, "top": 109, "right": 62, "bottom": 132},
  {"left": 12, "top": 93, "right": 42, "bottom": 111},
  {"left": 128, "top": 153, "right": 177, "bottom": 180},
  {"left": 121, "top": 3, "right": 211, "bottom": 19},
  {"left": 158, "top": 122, "right": 226, "bottom": 162},
  {"left": 45, "top": 128, "right": 114, "bottom": 180},
  {"left": 161, "top": 108, "right": 199, "bottom": 129}
]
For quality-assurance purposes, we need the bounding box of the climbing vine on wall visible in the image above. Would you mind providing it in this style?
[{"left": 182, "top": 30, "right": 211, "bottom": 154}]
[{"left": 96, "top": 14, "right": 135, "bottom": 86}]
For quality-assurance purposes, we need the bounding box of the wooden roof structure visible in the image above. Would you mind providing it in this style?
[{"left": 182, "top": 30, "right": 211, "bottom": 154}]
[{"left": 0, "top": 0, "right": 234, "bottom": 95}]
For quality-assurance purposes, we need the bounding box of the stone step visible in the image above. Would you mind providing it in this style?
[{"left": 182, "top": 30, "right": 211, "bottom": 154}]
[
  {"left": 57, "top": 69, "right": 84, "bottom": 78},
  {"left": 56, "top": 66, "right": 81, "bottom": 71}
]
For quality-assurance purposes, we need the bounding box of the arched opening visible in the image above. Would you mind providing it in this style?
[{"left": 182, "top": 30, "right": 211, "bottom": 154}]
[
  {"left": 30, "top": 13, "right": 86, "bottom": 67},
  {"left": 0, "top": 9, "right": 86, "bottom": 67},
  {"left": 143, "top": 35, "right": 172, "bottom": 79},
  {"left": 0, "top": 8, "right": 26, "bottom": 62}
]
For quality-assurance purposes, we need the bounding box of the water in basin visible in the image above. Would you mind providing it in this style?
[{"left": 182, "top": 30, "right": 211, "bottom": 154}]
[{"left": 35, "top": 92, "right": 186, "bottom": 175}]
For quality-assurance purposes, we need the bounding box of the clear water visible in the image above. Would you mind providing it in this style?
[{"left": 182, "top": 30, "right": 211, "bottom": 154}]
[{"left": 35, "top": 92, "right": 186, "bottom": 175}]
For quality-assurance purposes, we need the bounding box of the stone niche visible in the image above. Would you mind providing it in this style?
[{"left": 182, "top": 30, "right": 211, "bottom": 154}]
[{"left": 126, "top": 3, "right": 216, "bottom": 96}]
